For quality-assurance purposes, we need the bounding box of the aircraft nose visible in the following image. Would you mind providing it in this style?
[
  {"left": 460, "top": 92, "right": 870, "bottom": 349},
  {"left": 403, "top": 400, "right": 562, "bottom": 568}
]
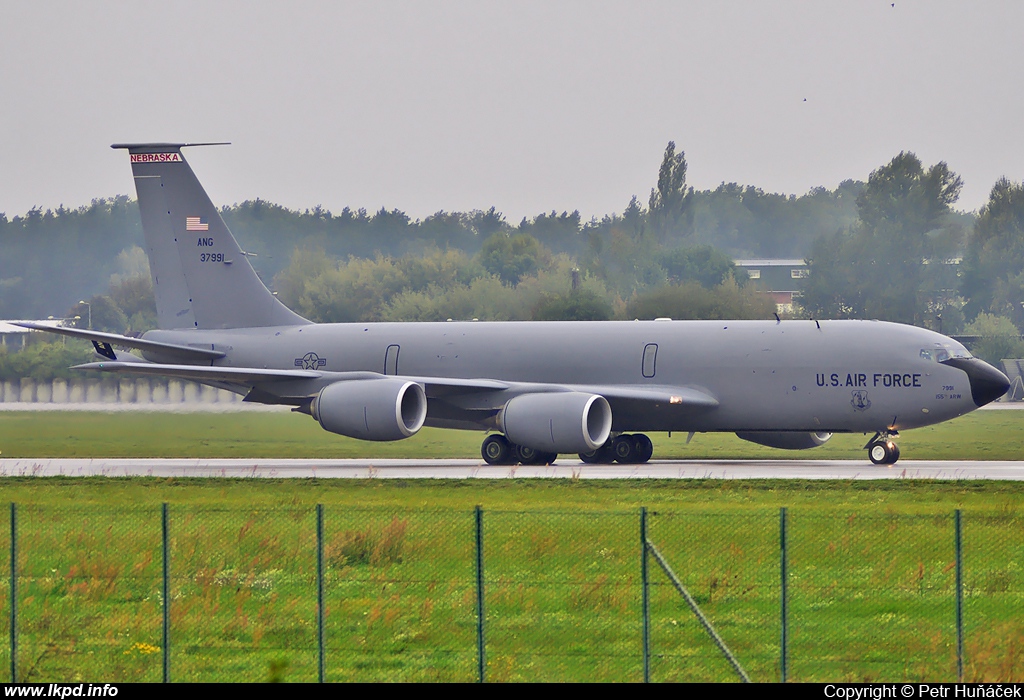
[{"left": 941, "top": 357, "right": 1011, "bottom": 407}]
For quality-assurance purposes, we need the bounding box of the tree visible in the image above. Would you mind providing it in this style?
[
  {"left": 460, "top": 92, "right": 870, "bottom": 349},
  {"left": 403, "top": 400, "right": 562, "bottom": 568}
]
[
  {"left": 108, "top": 275, "right": 156, "bottom": 333},
  {"left": 625, "top": 277, "right": 774, "bottom": 321},
  {"left": 518, "top": 210, "right": 582, "bottom": 254},
  {"left": 622, "top": 195, "right": 645, "bottom": 240},
  {"left": 68, "top": 295, "right": 127, "bottom": 334},
  {"left": 478, "top": 232, "right": 547, "bottom": 285},
  {"left": 532, "top": 289, "right": 612, "bottom": 321},
  {"left": 960, "top": 178, "right": 1024, "bottom": 329},
  {"left": 659, "top": 245, "right": 744, "bottom": 288},
  {"left": 963, "top": 313, "right": 1024, "bottom": 365},
  {"left": 648, "top": 142, "right": 693, "bottom": 242},
  {"left": 802, "top": 152, "right": 963, "bottom": 325}
]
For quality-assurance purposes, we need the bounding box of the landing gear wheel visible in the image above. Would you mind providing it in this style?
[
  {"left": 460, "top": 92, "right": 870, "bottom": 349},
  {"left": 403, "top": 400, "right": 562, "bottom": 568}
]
[
  {"left": 868, "top": 440, "right": 900, "bottom": 465},
  {"left": 612, "top": 435, "right": 636, "bottom": 463},
  {"left": 482, "top": 434, "right": 514, "bottom": 465},
  {"left": 579, "top": 443, "right": 616, "bottom": 464},
  {"left": 632, "top": 434, "right": 654, "bottom": 464},
  {"left": 516, "top": 444, "right": 543, "bottom": 465},
  {"left": 536, "top": 451, "right": 558, "bottom": 465}
]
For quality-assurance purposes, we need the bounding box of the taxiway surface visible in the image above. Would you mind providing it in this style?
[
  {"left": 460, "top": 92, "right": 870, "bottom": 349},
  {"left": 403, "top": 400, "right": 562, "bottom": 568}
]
[{"left": 2, "top": 458, "right": 1024, "bottom": 480}]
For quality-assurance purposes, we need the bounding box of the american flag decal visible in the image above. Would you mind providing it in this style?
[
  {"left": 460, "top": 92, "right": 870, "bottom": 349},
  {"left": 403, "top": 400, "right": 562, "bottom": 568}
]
[{"left": 186, "top": 216, "right": 209, "bottom": 231}]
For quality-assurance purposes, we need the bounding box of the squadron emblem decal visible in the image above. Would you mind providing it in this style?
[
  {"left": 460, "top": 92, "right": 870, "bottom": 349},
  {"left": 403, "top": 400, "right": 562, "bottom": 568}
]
[
  {"left": 851, "top": 390, "right": 871, "bottom": 411},
  {"left": 295, "top": 352, "right": 327, "bottom": 370}
]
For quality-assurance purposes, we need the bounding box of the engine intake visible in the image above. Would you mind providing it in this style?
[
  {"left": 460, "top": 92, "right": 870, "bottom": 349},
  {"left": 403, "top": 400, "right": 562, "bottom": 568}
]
[
  {"left": 501, "top": 392, "right": 612, "bottom": 453},
  {"left": 735, "top": 431, "right": 832, "bottom": 450},
  {"left": 312, "top": 378, "right": 427, "bottom": 441}
]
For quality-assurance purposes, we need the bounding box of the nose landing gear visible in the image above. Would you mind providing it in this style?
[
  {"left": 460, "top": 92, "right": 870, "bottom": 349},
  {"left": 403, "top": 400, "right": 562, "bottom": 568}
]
[{"left": 866, "top": 431, "right": 900, "bottom": 465}]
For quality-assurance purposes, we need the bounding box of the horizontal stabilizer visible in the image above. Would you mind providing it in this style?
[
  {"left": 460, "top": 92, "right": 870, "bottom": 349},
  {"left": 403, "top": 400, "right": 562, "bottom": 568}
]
[{"left": 14, "top": 323, "right": 225, "bottom": 362}]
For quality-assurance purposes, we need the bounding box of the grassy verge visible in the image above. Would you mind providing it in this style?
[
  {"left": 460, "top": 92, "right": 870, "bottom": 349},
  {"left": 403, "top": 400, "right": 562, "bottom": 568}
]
[
  {"left": 0, "top": 408, "right": 1022, "bottom": 459},
  {"left": 2, "top": 407, "right": 1023, "bottom": 683},
  {"left": 0, "top": 479, "right": 1023, "bottom": 682}
]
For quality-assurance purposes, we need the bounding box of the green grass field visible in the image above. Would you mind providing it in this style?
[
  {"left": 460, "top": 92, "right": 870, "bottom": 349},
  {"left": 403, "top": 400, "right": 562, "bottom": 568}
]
[
  {"left": 1, "top": 409, "right": 1023, "bottom": 682},
  {"left": 1, "top": 492, "right": 1022, "bottom": 683},
  {"left": 0, "top": 407, "right": 1022, "bottom": 459}
]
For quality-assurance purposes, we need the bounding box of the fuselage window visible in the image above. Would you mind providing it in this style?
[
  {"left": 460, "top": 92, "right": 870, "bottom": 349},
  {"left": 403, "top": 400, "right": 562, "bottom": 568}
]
[{"left": 642, "top": 343, "right": 658, "bottom": 378}]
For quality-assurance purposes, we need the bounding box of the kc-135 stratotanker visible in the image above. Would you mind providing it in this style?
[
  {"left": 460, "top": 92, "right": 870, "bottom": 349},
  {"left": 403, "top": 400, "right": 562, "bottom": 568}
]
[{"left": 21, "top": 144, "right": 1010, "bottom": 466}]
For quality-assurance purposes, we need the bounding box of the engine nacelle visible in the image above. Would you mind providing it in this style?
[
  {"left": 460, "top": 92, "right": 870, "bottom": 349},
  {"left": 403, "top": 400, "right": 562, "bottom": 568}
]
[
  {"left": 500, "top": 392, "right": 612, "bottom": 453},
  {"left": 735, "top": 431, "right": 833, "bottom": 450},
  {"left": 312, "top": 378, "right": 427, "bottom": 441}
]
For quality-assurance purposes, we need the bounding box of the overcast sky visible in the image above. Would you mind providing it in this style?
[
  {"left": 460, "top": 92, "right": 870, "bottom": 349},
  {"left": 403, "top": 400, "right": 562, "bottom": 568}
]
[{"left": 3, "top": 1, "right": 1022, "bottom": 222}]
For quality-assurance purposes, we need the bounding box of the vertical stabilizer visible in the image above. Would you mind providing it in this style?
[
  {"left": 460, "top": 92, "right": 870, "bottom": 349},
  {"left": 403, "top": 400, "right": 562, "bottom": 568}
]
[{"left": 112, "top": 143, "right": 308, "bottom": 330}]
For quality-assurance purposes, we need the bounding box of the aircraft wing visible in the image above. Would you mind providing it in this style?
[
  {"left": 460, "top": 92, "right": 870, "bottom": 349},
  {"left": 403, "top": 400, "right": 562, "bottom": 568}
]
[
  {"left": 567, "top": 384, "right": 719, "bottom": 408},
  {"left": 71, "top": 361, "right": 509, "bottom": 392},
  {"left": 72, "top": 361, "right": 322, "bottom": 384},
  {"left": 72, "top": 361, "right": 717, "bottom": 410},
  {"left": 15, "top": 323, "right": 224, "bottom": 362}
]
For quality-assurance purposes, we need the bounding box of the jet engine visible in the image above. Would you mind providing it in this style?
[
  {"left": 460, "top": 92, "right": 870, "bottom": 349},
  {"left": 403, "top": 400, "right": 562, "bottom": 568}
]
[
  {"left": 735, "top": 431, "right": 833, "bottom": 450},
  {"left": 500, "top": 392, "right": 612, "bottom": 454},
  {"left": 312, "top": 378, "right": 427, "bottom": 441}
]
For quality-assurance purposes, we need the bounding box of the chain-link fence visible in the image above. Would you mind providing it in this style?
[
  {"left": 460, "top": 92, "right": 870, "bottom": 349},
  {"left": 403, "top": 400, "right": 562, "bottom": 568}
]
[{"left": 2, "top": 503, "right": 1021, "bottom": 682}]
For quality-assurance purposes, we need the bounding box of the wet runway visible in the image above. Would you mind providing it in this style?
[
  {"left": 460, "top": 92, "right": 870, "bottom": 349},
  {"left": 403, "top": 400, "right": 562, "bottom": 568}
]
[{"left": 3, "top": 458, "right": 1024, "bottom": 480}]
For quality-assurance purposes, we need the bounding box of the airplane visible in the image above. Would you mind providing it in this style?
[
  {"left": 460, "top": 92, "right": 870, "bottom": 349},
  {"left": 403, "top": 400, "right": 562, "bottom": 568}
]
[{"left": 19, "top": 143, "right": 1011, "bottom": 466}]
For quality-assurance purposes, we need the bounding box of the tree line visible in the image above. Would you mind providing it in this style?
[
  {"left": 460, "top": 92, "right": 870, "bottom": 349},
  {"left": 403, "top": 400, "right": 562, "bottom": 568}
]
[
  {"left": 2, "top": 143, "right": 1024, "bottom": 364},
  {"left": 0, "top": 141, "right": 857, "bottom": 323}
]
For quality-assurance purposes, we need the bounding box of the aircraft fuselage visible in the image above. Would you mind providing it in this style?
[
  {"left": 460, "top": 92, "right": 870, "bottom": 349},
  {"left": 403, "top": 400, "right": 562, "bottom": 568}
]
[{"left": 145, "top": 318, "right": 986, "bottom": 435}]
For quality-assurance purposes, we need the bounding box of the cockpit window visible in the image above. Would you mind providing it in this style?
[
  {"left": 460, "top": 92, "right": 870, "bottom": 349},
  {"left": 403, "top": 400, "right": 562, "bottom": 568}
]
[{"left": 923, "top": 344, "right": 972, "bottom": 363}]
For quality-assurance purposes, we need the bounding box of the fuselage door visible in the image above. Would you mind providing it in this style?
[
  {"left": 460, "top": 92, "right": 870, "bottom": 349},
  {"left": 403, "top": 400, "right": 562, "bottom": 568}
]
[
  {"left": 384, "top": 344, "right": 400, "bottom": 375},
  {"left": 642, "top": 343, "right": 658, "bottom": 378}
]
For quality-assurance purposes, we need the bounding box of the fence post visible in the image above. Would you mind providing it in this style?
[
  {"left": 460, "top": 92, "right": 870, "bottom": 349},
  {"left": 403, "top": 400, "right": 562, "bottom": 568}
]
[
  {"left": 316, "top": 503, "right": 325, "bottom": 683},
  {"left": 9, "top": 503, "right": 16, "bottom": 684},
  {"left": 641, "top": 506, "right": 650, "bottom": 683},
  {"left": 955, "top": 509, "right": 963, "bottom": 682},
  {"left": 162, "top": 502, "right": 170, "bottom": 683},
  {"left": 475, "top": 505, "right": 486, "bottom": 683},
  {"left": 780, "top": 507, "right": 788, "bottom": 683}
]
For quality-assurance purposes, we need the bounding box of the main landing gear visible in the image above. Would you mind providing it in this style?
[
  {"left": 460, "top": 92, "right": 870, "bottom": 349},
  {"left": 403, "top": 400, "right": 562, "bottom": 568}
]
[
  {"left": 866, "top": 431, "right": 901, "bottom": 465},
  {"left": 579, "top": 434, "right": 654, "bottom": 465},
  {"left": 481, "top": 434, "right": 557, "bottom": 466},
  {"left": 480, "top": 433, "right": 655, "bottom": 466}
]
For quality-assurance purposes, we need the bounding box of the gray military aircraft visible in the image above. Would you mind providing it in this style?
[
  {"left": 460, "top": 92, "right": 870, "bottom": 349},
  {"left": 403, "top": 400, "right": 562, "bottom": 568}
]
[{"left": 20, "top": 144, "right": 1011, "bottom": 466}]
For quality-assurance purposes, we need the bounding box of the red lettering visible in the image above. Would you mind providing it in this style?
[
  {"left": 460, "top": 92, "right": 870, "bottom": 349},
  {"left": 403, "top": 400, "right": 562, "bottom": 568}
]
[{"left": 130, "top": 153, "right": 181, "bottom": 163}]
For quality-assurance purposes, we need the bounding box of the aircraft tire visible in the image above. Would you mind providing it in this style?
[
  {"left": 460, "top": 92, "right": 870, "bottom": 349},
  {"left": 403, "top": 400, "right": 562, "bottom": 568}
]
[
  {"left": 537, "top": 451, "right": 558, "bottom": 465},
  {"left": 516, "top": 444, "right": 543, "bottom": 465},
  {"left": 482, "top": 434, "right": 514, "bottom": 465},
  {"left": 580, "top": 443, "right": 616, "bottom": 464},
  {"left": 888, "top": 444, "right": 901, "bottom": 464},
  {"left": 632, "top": 434, "right": 654, "bottom": 463},
  {"left": 868, "top": 440, "right": 899, "bottom": 465},
  {"left": 612, "top": 434, "right": 636, "bottom": 463}
]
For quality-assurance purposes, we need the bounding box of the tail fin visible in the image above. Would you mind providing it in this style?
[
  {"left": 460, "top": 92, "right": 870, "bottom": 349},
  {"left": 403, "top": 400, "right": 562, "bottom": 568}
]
[{"left": 112, "top": 143, "right": 308, "bottom": 330}]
